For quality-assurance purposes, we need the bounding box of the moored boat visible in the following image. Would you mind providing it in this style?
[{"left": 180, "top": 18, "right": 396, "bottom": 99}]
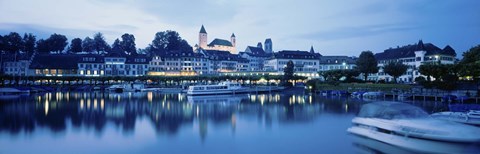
[
  {"left": 431, "top": 110, "right": 480, "bottom": 125},
  {"left": 187, "top": 82, "right": 246, "bottom": 95},
  {"left": 348, "top": 101, "right": 480, "bottom": 153}
]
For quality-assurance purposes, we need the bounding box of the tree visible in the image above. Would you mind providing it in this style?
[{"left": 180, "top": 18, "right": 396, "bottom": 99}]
[
  {"left": 82, "top": 37, "right": 95, "bottom": 53},
  {"left": 320, "top": 70, "right": 344, "bottom": 85},
  {"left": 46, "top": 33, "right": 68, "bottom": 53},
  {"left": 93, "top": 32, "right": 110, "bottom": 53},
  {"left": 0, "top": 35, "right": 4, "bottom": 52},
  {"left": 419, "top": 63, "right": 435, "bottom": 81},
  {"left": 121, "top": 33, "right": 136, "bottom": 55},
  {"left": 36, "top": 39, "right": 49, "bottom": 53},
  {"left": 356, "top": 51, "right": 378, "bottom": 81},
  {"left": 111, "top": 39, "right": 122, "bottom": 53},
  {"left": 4, "top": 32, "right": 23, "bottom": 54},
  {"left": 282, "top": 60, "right": 294, "bottom": 87},
  {"left": 458, "top": 45, "right": 480, "bottom": 81},
  {"left": 22, "top": 33, "right": 36, "bottom": 54},
  {"left": 383, "top": 61, "right": 408, "bottom": 83},
  {"left": 68, "top": 38, "right": 83, "bottom": 53},
  {"left": 148, "top": 30, "right": 192, "bottom": 54}
]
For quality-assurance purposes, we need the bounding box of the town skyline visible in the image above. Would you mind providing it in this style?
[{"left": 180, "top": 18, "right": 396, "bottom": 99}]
[{"left": 1, "top": 0, "right": 479, "bottom": 57}]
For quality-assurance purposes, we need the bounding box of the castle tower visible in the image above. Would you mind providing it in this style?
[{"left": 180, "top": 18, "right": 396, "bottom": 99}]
[
  {"left": 264, "top": 38, "right": 272, "bottom": 53},
  {"left": 230, "top": 33, "right": 236, "bottom": 47},
  {"left": 199, "top": 25, "right": 208, "bottom": 49}
]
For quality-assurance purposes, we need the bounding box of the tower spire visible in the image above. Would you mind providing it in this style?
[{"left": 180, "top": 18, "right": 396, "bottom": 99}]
[
  {"left": 310, "top": 45, "right": 315, "bottom": 53},
  {"left": 200, "top": 25, "right": 207, "bottom": 34}
]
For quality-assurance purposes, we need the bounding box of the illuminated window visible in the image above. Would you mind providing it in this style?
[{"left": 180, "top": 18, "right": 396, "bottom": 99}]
[
  {"left": 80, "top": 70, "right": 84, "bottom": 75},
  {"left": 87, "top": 70, "right": 91, "bottom": 75}
]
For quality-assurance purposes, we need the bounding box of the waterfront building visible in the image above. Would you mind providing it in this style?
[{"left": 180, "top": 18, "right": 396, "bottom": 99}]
[
  {"left": 318, "top": 56, "right": 357, "bottom": 71},
  {"left": 199, "top": 49, "right": 249, "bottom": 73},
  {"left": 30, "top": 54, "right": 79, "bottom": 76},
  {"left": 103, "top": 53, "right": 149, "bottom": 77},
  {"left": 1, "top": 53, "right": 33, "bottom": 76},
  {"left": 78, "top": 54, "right": 105, "bottom": 77},
  {"left": 196, "top": 25, "right": 238, "bottom": 54},
  {"left": 373, "top": 40, "right": 457, "bottom": 82},
  {"left": 148, "top": 50, "right": 210, "bottom": 76},
  {"left": 264, "top": 50, "right": 321, "bottom": 78},
  {"left": 239, "top": 45, "right": 272, "bottom": 71}
]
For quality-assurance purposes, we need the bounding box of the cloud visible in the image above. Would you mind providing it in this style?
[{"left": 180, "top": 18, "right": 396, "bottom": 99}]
[{"left": 300, "top": 24, "right": 420, "bottom": 41}]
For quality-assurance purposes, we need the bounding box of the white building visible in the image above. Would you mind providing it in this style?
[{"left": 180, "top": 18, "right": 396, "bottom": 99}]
[
  {"left": 373, "top": 40, "right": 457, "bottom": 82},
  {"left": 196, "top": 25, "right": 238, "bottom": 54},
  {"left": 318, "top": 56, "right": 357, "bottom": 71},
  {"left": 149, "top": 50, "right": 210, "bottom": 76},
  {"left": 264, "top": 50, "right": 321, "bottom": 78},
  {"left": 239, "top": 45, "right": 272, "bottom": 71}
]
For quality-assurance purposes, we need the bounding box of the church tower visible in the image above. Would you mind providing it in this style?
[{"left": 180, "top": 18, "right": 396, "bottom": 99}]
[
  {"left": 264, "top": 38, "right": 272, "bottom": 53},
  {"left": 230, "top": 33, "right": 236, "bottom": 47},
  {"left": 199, "top": 25, "right": 208, "bottom": 49}
]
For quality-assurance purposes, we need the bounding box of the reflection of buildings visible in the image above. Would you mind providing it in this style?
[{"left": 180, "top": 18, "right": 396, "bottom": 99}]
[{"left": 0, "top": 92, "right": 366, "bottom": 139}]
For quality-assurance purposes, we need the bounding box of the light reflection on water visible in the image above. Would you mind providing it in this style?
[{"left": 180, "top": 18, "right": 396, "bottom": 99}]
[{"left": 0, "top": 91, "right": 473, "bottom": 153}]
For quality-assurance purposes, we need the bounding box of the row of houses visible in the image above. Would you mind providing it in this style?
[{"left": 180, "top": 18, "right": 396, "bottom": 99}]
[
  {"left": 0, "top": 48, "right": 356, "bottom": 79},
  {"left": 0, "top": 40, "right": 457, "bottom": 83}
]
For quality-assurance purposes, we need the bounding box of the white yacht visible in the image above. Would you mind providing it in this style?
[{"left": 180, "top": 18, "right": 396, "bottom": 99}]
[
  {"left": 187, "top": 82, "right": 245, "bottom": 95},
  {"left": 348, "top": 102, "right": 480, "bottom": 153},
  {"left": 431, "top": 110, "right": 480, "bottom": 125},
  {"left": 106, "top": 83, "right": 144, "bottom": 92}
]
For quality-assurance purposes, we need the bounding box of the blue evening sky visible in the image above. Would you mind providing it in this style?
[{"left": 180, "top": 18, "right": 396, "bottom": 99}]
[{"left": 0, "top": 0, "right": 478, "bottom": 57}]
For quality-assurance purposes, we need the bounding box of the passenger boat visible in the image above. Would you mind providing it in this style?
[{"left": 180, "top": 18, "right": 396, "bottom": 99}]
[
  {"left": 347, "top": 102, "right": 480, "bottom": 153},
  {"left": 187, "top": 82, "right": 246, "bottom": 95},
  {"left": 431, "top": 110, "right": 480, "bottom": 125}
]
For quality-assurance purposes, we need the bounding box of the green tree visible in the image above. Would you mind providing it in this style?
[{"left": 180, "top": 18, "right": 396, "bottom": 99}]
[
  {"left": 149, "top": 30, "right": 192, "bottom": 54},
  {"left": 111, "top": 38, "right": 122, "bottom": 53},
  {"left": 121, "top": 33, "right": 136, "bottom": 55},
  {"left": 22, "top": 33, "right": 36, "bottom": 54},
  {"left": 93, "top": 32, "right": 111, "bottom": 53},
  {"left": 4, "top": 32, "right": 23, "bottom": 54},
  {"left": 46, "top": 33, "right": 68, "bottom": 53},
  {"left": 68, "top": 38, "right": 83, "bottom": 53},
  {"left": 0, "top": 35, "right": 4, "bottom": 52},
  {"left": 458, "top": 45, "right": 480, "bottom": 81},
  {"left": 419, "top": 63, "right": 436, "bottom": 81},
  {"left": 356, "top": 51, "right": 378, "bottom": 81},
  {"left": 82, "top": 37, "right": 95, "bottom": 53},
  {"left": 383, "top": 61, "right": 408, "bottom": 83},
  {"left": 36, "top": 39, "right": 49, "bottom": 53},
  {"left": 283, "top": 60, "right": 294, "bottom": 87}
]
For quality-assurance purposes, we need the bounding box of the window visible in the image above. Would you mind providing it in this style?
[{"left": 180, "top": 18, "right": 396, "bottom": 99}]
[{"left": 416, "top": 57, "right": 422, "bottom": 61}]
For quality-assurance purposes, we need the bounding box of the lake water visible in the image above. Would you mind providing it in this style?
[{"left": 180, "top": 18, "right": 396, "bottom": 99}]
[{"left": 0, "top": 91, "right": 476, "bottom": 154}]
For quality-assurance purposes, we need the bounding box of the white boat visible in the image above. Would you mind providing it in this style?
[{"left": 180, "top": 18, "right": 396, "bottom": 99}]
[
  {"left": 106, "top": 83, "right": 144, "bottom": 92},
  {"left": 348, "top": 102, "right": 480, "bottom": 153},
  {"left": 187, "top": 82, "right": 246, "bottom": 95},
  {"left": 431, "top": 110, "right": 480, "bottom": 125},
  {"left": 362, "top": 91, "right": 384, "bottom": 99}
]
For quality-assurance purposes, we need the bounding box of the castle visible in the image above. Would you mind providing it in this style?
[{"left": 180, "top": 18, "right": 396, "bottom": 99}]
[{"left": 195, "top": 25, "right": 238, "bottom": 54}]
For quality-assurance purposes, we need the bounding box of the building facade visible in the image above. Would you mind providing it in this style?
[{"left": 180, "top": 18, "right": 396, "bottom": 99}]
[
  {"left": 264, "top": 50, "right": 321, "bottom": 78},
  {"left": 373, "top": 40, "right": 457, "bottom": 82}
]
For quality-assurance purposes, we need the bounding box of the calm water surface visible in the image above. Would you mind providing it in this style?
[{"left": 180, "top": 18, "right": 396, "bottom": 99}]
[{"left": 0, "top": 91, "right": 466, "bottom": 153}]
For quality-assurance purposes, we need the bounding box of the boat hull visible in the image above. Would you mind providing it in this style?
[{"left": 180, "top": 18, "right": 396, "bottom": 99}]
[{"left": 348, "top": 126, "right": 480, "bottom": 154}]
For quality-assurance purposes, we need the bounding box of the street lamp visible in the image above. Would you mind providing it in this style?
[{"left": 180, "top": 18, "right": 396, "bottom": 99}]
[{"left": 342, "top": 62, "right": 346, "bottom": 69}]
